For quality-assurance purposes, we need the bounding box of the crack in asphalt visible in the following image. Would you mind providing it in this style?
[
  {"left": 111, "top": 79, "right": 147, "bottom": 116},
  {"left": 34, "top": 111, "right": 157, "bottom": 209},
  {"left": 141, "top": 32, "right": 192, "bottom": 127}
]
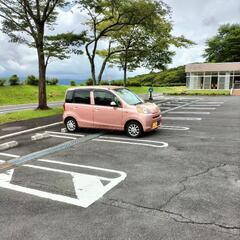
[
  {"left": 101, "top": 163, "right": 240, "bottom": 234},
  {"left": 101, "top": 198, "right": 240, "bottom": 235},
  {"left": 159, "top": 163, "right": 227, "bottom": 209}
]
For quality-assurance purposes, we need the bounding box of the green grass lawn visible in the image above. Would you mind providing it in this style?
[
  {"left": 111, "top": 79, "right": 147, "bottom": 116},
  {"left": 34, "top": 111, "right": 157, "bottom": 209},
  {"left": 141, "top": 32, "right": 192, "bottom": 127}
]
[
  {"left": 0, "top": 85, "right": 231, "bottom": 124},
  {"left": 128, "top": 86, "right": 187, "bottom": 94},
  {"left": 0, "top": 107, "right": 63, "bottom": 124},
  {"left": 0, "top": 85, "right": 68, "bottom": 106},
  {"left": 0, "top": 85, "right": 230, "bottom": 107}
]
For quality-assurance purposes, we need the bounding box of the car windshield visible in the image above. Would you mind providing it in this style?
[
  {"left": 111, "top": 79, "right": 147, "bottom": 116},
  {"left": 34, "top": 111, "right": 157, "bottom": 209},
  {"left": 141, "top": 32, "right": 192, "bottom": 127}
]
[{"left": 114, "top": 88, "right": 144, "bottom": 105}]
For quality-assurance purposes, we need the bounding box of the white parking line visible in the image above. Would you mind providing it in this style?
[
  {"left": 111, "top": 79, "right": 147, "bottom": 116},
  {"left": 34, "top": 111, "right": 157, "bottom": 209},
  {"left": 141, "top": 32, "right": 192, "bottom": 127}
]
[
  {"left": 45, "top": 131, "right": 85, "bottom": 138},
  {"left": 45, "top": 132, "right": 169, "bottom": 148},
  {"left": 182, "top": 107, "right": 216, "bottom": 110},
  {"left": 48, "top": 134, "right": 76, "bottom": 140},
  {"left": 161, "top": 125, "right": 190, "bottom": 131},
  {"left": 161, "top": 99, "right": 200, "bottom": 114},
  {"left": 93, "top": 139, "right": 168, "bottom": 148},
  {"left": 168, "top": 111, "right": 210, "bottom": 115},
  {"left": 197, "top": 102, "right": 224, "bottom": 104},
  {"left": 189, "top": 105, "right": 221, "bottom": 107},
  {"left": 0, "top": 122, "right": 62, "bottom": 141},
  {"left": 163, "top": 117, "right": 202, "bottom": 121},
  {"left": 0, "top": 154, "right": 127, "bottom": 208}
]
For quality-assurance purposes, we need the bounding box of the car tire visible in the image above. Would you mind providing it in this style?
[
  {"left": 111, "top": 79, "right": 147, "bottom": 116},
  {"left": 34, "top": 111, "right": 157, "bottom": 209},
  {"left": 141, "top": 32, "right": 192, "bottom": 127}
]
[
  {"left": 126, "top": 121, "right": 143, "bottom": 138},
  {"left": 65, "top": 118, "right": 78, "bottom": 132}
]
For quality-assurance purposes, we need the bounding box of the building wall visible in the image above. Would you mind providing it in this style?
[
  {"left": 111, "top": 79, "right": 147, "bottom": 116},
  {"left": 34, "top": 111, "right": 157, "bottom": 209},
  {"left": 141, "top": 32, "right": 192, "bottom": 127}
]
[{"left": 187, "top": 72, "right": 231, "bottom": 90}]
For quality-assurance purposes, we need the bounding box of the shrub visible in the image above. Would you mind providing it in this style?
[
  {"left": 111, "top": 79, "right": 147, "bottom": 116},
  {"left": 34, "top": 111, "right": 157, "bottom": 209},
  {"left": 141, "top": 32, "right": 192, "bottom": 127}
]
[
  {"left": 70, "top": 80, "right": 76, "bottom": 86},
  {"left": 86, "top": 78, "right": 93, "bottom": 86},
  {"left": 26, "top": 75, "right": 38, "bottom": 85},
  {"left": 100, "top": 80, "right": 110, "bottom": 85},
  {"left": 0, "top": 79, "right": 6, "bottom": 86},
  {"left": 111, "top": 80, "right": 124, "bottom": 86},
  {"left": 9, "top": 74, "right": 20, "bottom": 85},
  {"left": 126, "top": 80, "right": 141, "bottom": 87},
  {"left": 47, "top": 78, "right": 58, "bottom": 85}
]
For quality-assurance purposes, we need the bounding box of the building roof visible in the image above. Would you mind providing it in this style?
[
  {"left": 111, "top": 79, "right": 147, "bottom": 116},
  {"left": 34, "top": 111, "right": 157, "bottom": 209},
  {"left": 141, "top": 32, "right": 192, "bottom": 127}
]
[{"left": 185, "top": 62, "right": 240, "bottom": 73}]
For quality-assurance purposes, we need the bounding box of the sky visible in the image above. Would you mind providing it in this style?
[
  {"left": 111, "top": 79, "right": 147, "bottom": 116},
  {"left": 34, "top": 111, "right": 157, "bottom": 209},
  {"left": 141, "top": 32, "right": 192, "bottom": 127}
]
[{"left": 0, "top": 0, "right": 240, "bottom": 81}]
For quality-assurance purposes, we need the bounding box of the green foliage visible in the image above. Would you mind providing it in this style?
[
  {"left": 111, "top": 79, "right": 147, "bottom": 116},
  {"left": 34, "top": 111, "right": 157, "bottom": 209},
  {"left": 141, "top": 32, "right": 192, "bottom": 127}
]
[
  {"left": 86, "top": 78, "right": 93, "bottom": 86},
  {"left": 204, "top": 24, "right": 240, "bottom": 62},
  {"left": 111, "top": 80, "right": 124, "bottom": 86},
  {"left": 70, "top": 80, "right": 76, "bottom": 86},
  {"left": 100, "top": 81, "right": 110, "bottom": 85},
  {"left": 128, "top": 66, "right": 186, "bottom": 87},
  {"left": 9, "top": 74, "right": 20, "bottom": 85},
  {"left": 167, "top": 90, "right": 230, "bottom": 96},
  {"left": 25, "top": 75, "right": 38, "bottom": 85},
  {"left": 47, "top": 78, "right": 58, "bottom": 85},
  {"left": 0, "top": 79, "right": 6, "bottom": 86}
]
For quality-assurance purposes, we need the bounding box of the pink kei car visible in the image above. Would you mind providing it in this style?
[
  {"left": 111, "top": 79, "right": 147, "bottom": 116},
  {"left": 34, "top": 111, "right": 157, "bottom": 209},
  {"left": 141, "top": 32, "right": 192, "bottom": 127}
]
[{"left": 63, "top": 86, "right": 162, "bottom": 137}]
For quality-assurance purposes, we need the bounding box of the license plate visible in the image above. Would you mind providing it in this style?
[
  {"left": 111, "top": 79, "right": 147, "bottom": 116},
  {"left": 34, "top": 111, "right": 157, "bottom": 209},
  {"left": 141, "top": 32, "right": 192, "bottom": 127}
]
[{"left": 152, "top": 122, "right": 158, "bottom": 129}]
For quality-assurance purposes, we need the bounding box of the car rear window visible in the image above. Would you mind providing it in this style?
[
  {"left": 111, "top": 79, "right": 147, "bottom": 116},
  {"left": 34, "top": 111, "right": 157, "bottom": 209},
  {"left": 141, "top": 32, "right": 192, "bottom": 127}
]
[
  {"left": 65, "top": 90, "right": 74, "bottom": 103},
  {"left": 73, "top": 89, "right": 91, "bottom": 104}
]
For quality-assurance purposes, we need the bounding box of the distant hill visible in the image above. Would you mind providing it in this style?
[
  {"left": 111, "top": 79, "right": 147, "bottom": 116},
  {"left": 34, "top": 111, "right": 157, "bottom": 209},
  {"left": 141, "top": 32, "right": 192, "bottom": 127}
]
[{"left": 127, "top": 65, "right": 186, "bottom": 87}]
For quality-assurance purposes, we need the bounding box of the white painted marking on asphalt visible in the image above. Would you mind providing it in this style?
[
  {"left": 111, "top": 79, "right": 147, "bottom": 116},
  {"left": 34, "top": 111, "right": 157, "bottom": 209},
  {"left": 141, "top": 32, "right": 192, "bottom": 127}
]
[
  {"left": 45, "top": 131, "right": 85, "bottom": 138},
  {"left": 189, "top": 105, "right": 221, "bottom": 107},
  {"left": 163, "top": 117, "right": 202, "bottom": 121},
  {"left": 49, "top": 134, "right": 76, "bottom": 140},
  {"left": 162, "top": 99, "right": 201, "bottom": 114},
  {"left": 168, "top": 111, "right": 210, "bottom": 115},
  {"left": 0, "top": 122, "right": 62, "bottom": 140},
  {"left": 161, "top": 125, "right": 190, "bottom": 131},
  {"left": 0, "top": 152, "right": 19, "bottom": 158},
  {"left": 158, "top": 107, "right": 171, "bottom": 110},
  {"left": 47, "top": 133, "right": 169, "bottom": 148},
  {"left": 182, "top": 107, "right": 216, "bottom": 110},
  {"left": 0, "top": 157, "right": 127, "bottom": 208},
  {"left": 197, "top": 102, "right": 224, "bottom": 104},
  {"left": 94, "top": 138, "right": 168, "bottom": 148}
]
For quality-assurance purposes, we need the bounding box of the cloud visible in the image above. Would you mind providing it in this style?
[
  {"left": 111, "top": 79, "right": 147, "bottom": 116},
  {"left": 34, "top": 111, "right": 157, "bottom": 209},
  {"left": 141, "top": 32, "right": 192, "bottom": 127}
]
[{"left": 0, "top": 0, "right": 240, "bottom": 80}]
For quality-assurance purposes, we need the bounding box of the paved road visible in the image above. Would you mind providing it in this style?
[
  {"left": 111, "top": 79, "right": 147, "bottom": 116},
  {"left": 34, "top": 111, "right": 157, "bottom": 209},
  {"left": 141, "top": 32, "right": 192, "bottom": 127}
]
[
  {"left": 0, "top": 102, "right": 63, "bottom": 114},
  {"left": 0, "top": 96, "right": 239, "bottom": 240}
]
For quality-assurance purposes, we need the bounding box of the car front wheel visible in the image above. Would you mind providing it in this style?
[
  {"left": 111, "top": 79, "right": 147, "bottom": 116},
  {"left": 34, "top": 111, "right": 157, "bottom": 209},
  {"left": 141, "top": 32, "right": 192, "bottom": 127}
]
[{"left": 126, "top": 121, "right": 143, "bottom": 138}]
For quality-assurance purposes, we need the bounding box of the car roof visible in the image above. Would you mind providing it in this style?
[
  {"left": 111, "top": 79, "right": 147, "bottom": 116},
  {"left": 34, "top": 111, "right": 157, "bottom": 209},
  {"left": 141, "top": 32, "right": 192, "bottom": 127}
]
[{"left": 67, "top": 86, "right": 123, "bottom": 91}]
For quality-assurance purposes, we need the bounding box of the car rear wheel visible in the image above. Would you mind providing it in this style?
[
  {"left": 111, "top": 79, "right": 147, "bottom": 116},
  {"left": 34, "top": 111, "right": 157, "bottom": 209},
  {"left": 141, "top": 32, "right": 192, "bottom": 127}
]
[
  {"left": 126, "top": 121, "right": 143, "bottom": 138},
  {"left": 65, "top": 118, "right": 78, "bottom": 132}
]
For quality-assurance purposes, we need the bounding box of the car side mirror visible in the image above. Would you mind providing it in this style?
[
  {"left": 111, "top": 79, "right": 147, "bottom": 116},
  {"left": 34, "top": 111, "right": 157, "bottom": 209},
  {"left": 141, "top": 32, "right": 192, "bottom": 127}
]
[{"left": 110, "top": 101, "right": 117, "bottom": 107}]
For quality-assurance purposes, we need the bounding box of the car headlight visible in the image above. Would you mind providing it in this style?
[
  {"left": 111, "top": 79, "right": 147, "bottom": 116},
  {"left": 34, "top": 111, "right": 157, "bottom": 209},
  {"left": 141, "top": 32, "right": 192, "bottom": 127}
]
[{"left": 137, "top": 106, "right": 150, "bottom": 114}]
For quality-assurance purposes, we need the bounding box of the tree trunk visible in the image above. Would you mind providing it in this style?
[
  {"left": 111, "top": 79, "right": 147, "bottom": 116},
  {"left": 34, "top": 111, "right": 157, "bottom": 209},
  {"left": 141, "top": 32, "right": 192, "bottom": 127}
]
[
  {"left": 98, "top": 56, "right": 110, "bottom": 85},
  {"left": 37, "top": 46, "right": 47, "bottom": 109},
  {"left": 123, "top": 61, "right": 127, "bottom": 87},
  {"left": 90, "top": 59, "right": 97, "bottom": 85},
  {"left": 36, "top": 24, "right": 48, "bottom": 110}
]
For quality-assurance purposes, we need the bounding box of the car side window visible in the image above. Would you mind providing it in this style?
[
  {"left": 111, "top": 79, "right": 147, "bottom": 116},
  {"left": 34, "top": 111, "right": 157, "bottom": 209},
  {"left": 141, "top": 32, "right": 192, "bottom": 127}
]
[
  {"left": 65, "top": 90, "right": 74, "bottom": 103},
  {"left": 94, "top": 90, "right": 120, "bottom": 107},
  {"left": 73, "top": 89, "right": 91, "bottom": 104}
]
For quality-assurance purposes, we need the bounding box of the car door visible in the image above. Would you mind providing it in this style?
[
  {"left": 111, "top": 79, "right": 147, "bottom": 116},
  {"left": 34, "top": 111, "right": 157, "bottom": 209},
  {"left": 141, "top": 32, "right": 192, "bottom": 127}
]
[
  {"left": 72, "top": 89, "right": 94, "bottom": 128},
  {"left": 93, "top": 90, "right": 123, "bottom": 130}
]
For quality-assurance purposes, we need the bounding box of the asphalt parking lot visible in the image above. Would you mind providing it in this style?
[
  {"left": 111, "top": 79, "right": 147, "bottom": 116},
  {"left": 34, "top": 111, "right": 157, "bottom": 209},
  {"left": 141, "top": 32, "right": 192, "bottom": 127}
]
[{"left": 0, "top": 96, "right": 239, "bottom": 240}]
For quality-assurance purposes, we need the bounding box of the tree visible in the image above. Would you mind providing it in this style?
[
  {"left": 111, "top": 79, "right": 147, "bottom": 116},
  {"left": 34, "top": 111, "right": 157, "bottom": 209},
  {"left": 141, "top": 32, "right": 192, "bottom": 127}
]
[
  {"left": 0, "top": 0, "right": 70, "bottom": 109},
  {"left": 97, "top": 1, "right": 193, "bottom": 86},
  {"left": 78, "top": 0, "right": 168, "bottom": 85},
  {"left": 204, "top": 24, "right": 240, "bottom": 63}
]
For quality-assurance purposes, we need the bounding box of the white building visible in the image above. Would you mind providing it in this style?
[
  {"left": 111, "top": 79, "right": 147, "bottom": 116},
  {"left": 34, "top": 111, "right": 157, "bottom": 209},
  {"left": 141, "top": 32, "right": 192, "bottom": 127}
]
[{"left": 185, "top": 62, "right": 240, "bottom": 90}]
